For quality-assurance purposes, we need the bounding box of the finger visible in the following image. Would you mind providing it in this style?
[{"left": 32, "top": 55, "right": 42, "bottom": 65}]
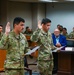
[
  {"left": 6, "top": 22, "right": 10, "bottom": 29},
  {"left": 6, "top": 22, "right": 10, "bottom": 26},
  {"left": 38, "top": 20, "right": 41, "bottom": 25}
]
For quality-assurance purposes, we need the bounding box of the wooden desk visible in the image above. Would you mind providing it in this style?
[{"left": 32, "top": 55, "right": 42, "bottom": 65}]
[
  {"left": 57, "top": 50, "right": 74, "bottom": 75},
  {"left": 67, "top": 39, "right": 74, "bottom": 41}
]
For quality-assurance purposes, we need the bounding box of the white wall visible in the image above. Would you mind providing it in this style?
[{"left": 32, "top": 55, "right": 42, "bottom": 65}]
[
  {"left": 32, "top": 3, "right": 46, "bottom": 30},
  {"left": 0, "top": 0, "right": 8, "bottom": 30},
  {"left": 37, "top": 3, "right": 46, "bottom": 21},
  {"left": 7, "top": 2, "right": 46, "bottom": 31},
  {"left": 7, "top": 1, "right": 32, "bottom": 31},
  {"left": 46, "top": 2, "right": 74, "bottom": 34},
  {"left": 32, "top": 3, "right": 38, "bottom": 31}
]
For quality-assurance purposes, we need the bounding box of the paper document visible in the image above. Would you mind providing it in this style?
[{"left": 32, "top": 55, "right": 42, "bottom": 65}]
[
  {"left": 25, "top": 46, "right": 40, "bottom": 55},
  {"left": 65, "top": 47, "right": 73, "bottom": 51},
  {"left": 52, "top": 46, "right": 64, "bottom": 52}
]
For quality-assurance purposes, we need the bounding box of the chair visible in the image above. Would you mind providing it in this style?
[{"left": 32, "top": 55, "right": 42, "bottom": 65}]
[
  {"left": 66, "top": 39, "right": 74, "bottom": 47},
  {"left": 0, "top": 49, "right": 6, "bottom": 72},
  {"left": 0, "top": 49, "right": 6, "bottom": 75},
  {"left": 0, "top": 49, "right": 32, "bottom": 75}
]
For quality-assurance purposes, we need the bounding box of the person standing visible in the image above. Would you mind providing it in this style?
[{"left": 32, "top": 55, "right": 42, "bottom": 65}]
[
  {"left": 0, "top": 25, "right": 3, "bottom": 40},
  {"left": 0, "top": 17, "right": 30, "bottom": 75},
  {"left": 31, "top": 18, "right": 55, "bottom": 75}
]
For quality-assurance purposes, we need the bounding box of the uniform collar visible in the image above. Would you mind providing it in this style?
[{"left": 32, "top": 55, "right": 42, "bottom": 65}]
[
  {"left": 11, "top": 30, "right": 21, "bottom": 40},
  {"left": 41, "top": 29, "right": 48, "bottom": 35},
  {"left": 0, "top": 32, "right": 3, "bottom": 35}
]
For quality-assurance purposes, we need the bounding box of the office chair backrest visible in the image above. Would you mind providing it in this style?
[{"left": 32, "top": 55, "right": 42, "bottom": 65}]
[
  {"left": 66, "top": 39, "right": 74, "bottom": 47},
  {"left": 0, "top": 49, "right": 6, "bottom": 71}
]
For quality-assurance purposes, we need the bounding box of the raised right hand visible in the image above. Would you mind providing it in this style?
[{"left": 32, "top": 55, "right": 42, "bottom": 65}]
[
  {"left": 38, "top": 20, "right": 42, "bottom": 29},
  {"left": 5, "top": 22, "right": 10, "bottom": 35}
]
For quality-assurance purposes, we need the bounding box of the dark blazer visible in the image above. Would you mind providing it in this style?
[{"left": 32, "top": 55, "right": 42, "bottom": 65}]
[{"left": 52, "top": 33, "right": 67, "bottom": 46}]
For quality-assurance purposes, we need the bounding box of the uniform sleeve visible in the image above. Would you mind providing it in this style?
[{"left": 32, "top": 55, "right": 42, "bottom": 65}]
[
  {"left": 50, "top": 33, "right": 56, "bottom": 50},
  {"left": 24, "top": 36, "right": 30, "bottom": 53},
  {"left": 51, "top": 39, "right": 56, "bottom": 50},
  {"left": 0, "top": 34, "right": 8, "bottom": 49},
  {"left": 30, "top": 28, "right": 41, "bottom": 42},
  {"left": 68, "top": 32, "right": 74, "bottom": 39}
]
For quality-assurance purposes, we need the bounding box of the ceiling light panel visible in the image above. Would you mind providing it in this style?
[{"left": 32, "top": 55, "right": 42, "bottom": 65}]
[{"left": 39, "top": 0, "right": 58, "bottom": 2}]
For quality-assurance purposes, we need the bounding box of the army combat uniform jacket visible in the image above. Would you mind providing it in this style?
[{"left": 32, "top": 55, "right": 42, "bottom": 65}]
[
  {"left": 31, "top": 28, "right": 54, "bottom": 61},
  {"left": 0, "top": 32, "right": 3, "bottom": 40},
  {"left": 31, "top": 29, "right": 55, "bottom": 75},
  {"left": 0, "top": 30, "right": 29, "bottom": 75},
  {"left": 68, "top": 31, "right": 74, "bottom": 39}
]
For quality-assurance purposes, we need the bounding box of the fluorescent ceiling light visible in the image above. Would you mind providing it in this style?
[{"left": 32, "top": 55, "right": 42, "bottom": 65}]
[
  {"left": 65, "top": 0, "right": 74, "bottom": 1},
  {"left": 39, "top": 0, "right": 58, "bottom": 2}
]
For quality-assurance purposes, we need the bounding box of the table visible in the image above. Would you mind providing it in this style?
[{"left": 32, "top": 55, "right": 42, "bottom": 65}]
[{"left": 57, "top": 50, "right": 74, "bottom": 75}]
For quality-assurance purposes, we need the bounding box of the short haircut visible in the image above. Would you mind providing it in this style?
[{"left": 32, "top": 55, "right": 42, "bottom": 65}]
[
  {"left": 0, "top": 25, "right": 3, "bottom": 27},
  {"left": 63, "top": 27, "right": 67, "bottom": 31},
  {"left": 60, "top": 25, "right": 63, "bottom": 28},
  {"left": 26, "top": 26, "right": 29, "bottom": 30},
  {"left": 57, "top": 24, "right": 60, "bottom": 27},
  {"left": 13, "top": 17, "right": 25, "bottom": 27},
  {"left": 41, "top": 18, "right": 51, "bottom": 25}
]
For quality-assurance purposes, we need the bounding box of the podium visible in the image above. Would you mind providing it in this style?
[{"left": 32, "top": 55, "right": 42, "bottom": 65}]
[{"left": 57, "top": 50, "right": 74, "bottom": 75}]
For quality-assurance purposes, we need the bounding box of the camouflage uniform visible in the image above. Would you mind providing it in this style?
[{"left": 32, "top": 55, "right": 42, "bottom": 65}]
[
  {"left": 24, "top": 30, "right": 33, "bottom": 36},
  {"left": 0, "top": 30, "right": 29, "bottom": 75},
  {"left": 31, "top": 29, "right": 54, "bottom": 75},
  {"left": 0, "top": 32, "right": 3, "bottom": 40},
  {"left": 62, "top": 33, "right": 69, "bottom": 39},
  {"left": 68, "top": 31, "right": 74, "bottom": 39}
]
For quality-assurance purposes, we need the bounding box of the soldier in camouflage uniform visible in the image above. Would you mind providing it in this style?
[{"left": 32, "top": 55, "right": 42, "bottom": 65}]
[
  {"left": 68, "top": 27, "right": 74, "bottom": 39},
  {"left": 23, "top": 26, "right": 33, "bottom": 36},
  {"left": 31, "top": 18, "right": 55, "bottom": 75},
  {"left": 0, "top": 25, "right": 3, "bottom": 40},
  {"left": 62, "top": 27, "right": 69, "bottom": 39},
  {"left": 0, "top": 17, "right": 30, "bottom": 75}
]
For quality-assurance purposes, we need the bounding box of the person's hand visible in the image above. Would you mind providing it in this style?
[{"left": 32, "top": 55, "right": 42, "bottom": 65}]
[
  {"left": 31, "top": 52, "right": 35, "bottom": 57},
  {"left": 56, "top": 43, "right": 61, "bottom": 47},
  {"left": 5, "top": 22, "right": 10, "bottom": 35},
  {"left": 22, "top": 54, "right": 26, "bottom": 57},
  {"left": 38, "top": 20, "right": 42, "bottom": 29}
]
